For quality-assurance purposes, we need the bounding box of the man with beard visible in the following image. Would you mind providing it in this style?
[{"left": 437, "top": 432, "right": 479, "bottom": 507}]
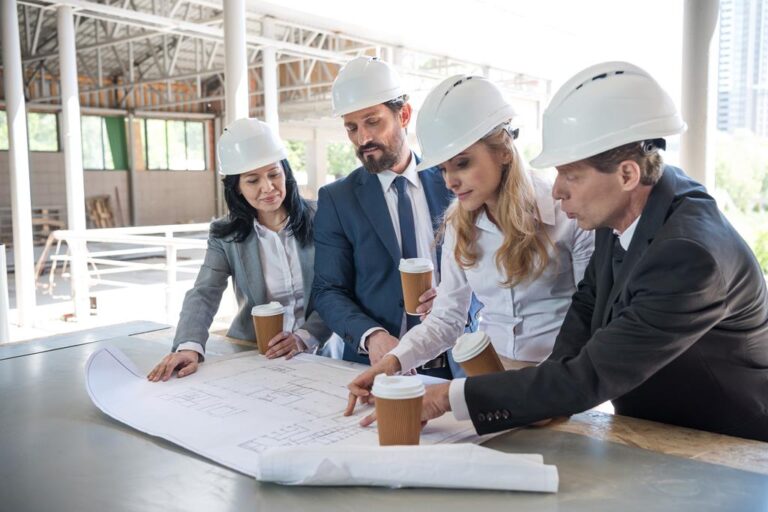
[{"left": 311, "top": 57, "right": 473, "bottom": 377}]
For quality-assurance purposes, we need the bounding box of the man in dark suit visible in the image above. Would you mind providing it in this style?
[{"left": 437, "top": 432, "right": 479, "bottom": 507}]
[
  {"left": 312, "top": 57, "right": 476, "bottom": 378},
  {"left": 402, "top": 62, "right": 768, "bottom": 441}
]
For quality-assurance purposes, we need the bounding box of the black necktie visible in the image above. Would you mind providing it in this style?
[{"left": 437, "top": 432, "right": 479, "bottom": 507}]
[
  {"left": 394, "top": 176, "right": 417, "bottom": 260},
  {"left": 394, "top": 176, "right": 420, "bottom": 331},
  {"left": 612, "top": 234, "right": 626, "bottom": 282}
]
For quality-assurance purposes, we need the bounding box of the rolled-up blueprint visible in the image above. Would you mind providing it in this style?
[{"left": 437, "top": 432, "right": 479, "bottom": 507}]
[{"left": 255, "top": 443, "right": 558, "bottom": 493}]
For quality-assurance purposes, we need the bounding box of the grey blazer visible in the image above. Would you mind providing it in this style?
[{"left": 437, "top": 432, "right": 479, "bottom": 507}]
[{"left": 172, "top": 215, "right": 331, "bottom": 355}]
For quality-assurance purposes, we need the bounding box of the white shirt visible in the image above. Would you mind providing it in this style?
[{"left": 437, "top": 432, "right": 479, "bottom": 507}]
[
  {"left": 358, "top": 152, "right": 438, "bottom": 352},
  {"left": 389, "top": 171, "right": 594, "bottom": 372},
  {"left": 178, "top": 218, "right": 316, "bottom": 357},
  {"left": 614, "top": 215, "right": 641, "bottom": 250}
]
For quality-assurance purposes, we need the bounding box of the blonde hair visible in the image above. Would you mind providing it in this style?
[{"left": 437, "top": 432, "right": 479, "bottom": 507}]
[{"left": 443, "top": 127, "right": 551, "bottom": 288}]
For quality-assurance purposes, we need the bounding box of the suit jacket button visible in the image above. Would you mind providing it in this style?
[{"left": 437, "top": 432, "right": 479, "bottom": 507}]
[
  {"left": 501, "top": 409, "right": 510, "bottom": 419},
  {"left": 494, "top": 411, "right": 502, "bottom": 420},
  {"left": 477, "top": 413, "right": 486, "bottom": 422}
]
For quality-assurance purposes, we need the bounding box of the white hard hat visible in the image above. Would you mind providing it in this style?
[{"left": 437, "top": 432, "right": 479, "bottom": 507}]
[
  {"left": 530, "top": 61, "right": 687, "bottom": 169},
  {"left": 415, "top": 74, "right": 518, "bottom": 172},
  {"left": 216, "top": 118, "right": 288, "bottom": 176},
  {"left": 331, "top": 56, "right": 406, "bottom": 117}
]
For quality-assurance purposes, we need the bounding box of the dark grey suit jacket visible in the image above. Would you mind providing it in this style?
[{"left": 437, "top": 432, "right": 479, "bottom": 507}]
[
  {"left": 171, "top": 214, "right": 331, "bottom": 356},
  {"left": 464, "top": 166, "right": 768, "bottom": 441}
]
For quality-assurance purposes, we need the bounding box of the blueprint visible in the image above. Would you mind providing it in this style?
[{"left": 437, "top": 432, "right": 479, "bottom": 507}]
[{"left": 85, "top": 347, "right": 486, "bottom": 477}]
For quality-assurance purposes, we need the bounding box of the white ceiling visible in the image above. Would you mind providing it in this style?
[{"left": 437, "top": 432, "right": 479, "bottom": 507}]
[{"left": 246, "top": 0, "right": 685, "bottom": 99}]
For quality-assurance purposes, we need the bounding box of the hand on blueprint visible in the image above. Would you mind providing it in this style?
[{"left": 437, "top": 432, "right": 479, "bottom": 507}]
[
  {"left": 265, "top": 331, "right": 302, "bottom": 360},
  {"left": 358, "top": 383, "right": 453, "bottom": 428},
  {"left": 147, "top": 350, "right": 200, "bottom": 381},
  {"left": 416, "top": 287, "right": 437, "bottom": 321},
  {"left": 366, "top": 331, "right": 400, "bottom": 365},
  {"left": 344, "top": 355, "right": 402, "bottom": 417}
]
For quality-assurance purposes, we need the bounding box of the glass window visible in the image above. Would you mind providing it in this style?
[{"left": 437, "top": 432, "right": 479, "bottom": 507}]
[
  {"left": 144, "top": 118, "right": 207, "bottom": 171},
  {"left": 81, "top": 116, "right": 104, "bottom": 169},
  {"left": 82, "top": 115, "right": 126, "bottom": 170},
  {"left": 27, "top": 112, "right": 58, "bottom": 151},
  {"left": 0, "top": 111, "right": 63, "bottom": 152},
  {"left": 146, "top": 119, "right": 168, "bottom": 170},
  {"left": 167, "top": 120, "right": 187, "bottom": 170},
  {"left": 186, "top": 122, "right": 205, "bottom": 170}
]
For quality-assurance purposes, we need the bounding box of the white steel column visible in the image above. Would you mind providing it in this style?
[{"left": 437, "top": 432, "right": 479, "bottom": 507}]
[
  {"left": 223, "top": 0, "right": 249, "bottom": 126},
  {"left": 0, "top": 245, "right": 10, "bottom": 343},
  {"left": 262, "top": 16, "right": 279, "bottom": 131},
  {"left": 58, "top": 5, "right": 90, "bottom": 318},
  {"left": 214, "top": 116, "right": 225, "bottom": 217},
  {"left": 2, "top": 0, "right": 36, "bottom": 327},
  {"left": 126, "top": 113, "right": 138, "bottom": 225},
  {"left": 681, "top": 0, "right": 719, "bottom": 190}
]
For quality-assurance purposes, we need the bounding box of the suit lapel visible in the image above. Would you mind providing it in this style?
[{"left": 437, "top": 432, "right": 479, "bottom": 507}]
[
  {"left": 600, "top": 168, "right": 679, "bottom": 326},
  {"left": 235, "top": 229, "right": 267, "bottom": 306},
  {"left": 297, "top": 241, "right": 314, "bottom": 316},
  {"left": 354, "top": 169, "right": 401, "bottom": 264}
]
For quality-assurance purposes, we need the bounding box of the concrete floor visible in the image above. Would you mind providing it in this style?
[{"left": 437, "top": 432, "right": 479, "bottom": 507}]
[{"left": 3, "top": 245, "right": 237, "bottom": 344}]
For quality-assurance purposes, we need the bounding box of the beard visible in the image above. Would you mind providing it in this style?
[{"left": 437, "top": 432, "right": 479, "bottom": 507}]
[{"left": 356, "top": 132, "right": 406, "bottom": 174}]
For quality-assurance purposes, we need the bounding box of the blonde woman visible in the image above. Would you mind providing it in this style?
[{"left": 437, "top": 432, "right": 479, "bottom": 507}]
[{"left": 346, "top": 75, "right": 593, "bottom": 413}]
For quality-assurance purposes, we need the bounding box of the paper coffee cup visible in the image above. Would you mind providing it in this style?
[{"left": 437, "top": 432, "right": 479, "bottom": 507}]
[
  {"left": 453, "top": 332, "right": 505, "bottom": 376},
  {"left": 372, "top": 375, "right": 425, "bottom": 446},
  {"left": 399, "top": 258, "right": 434, "bottom": 316},
  {"left": 251, "top": 302, "right": 285, "bottom": 355}
]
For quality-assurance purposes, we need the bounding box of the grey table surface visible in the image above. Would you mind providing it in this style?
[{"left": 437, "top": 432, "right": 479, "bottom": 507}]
[
  {"left": 0, "top": 320, "right": 169, "bottom": 361},
  {"left": 1, "top": 332, "right": 767, "bottom": 512}
]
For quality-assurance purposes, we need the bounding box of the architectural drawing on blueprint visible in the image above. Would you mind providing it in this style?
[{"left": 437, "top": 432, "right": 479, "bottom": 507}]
[{"left": 86, "top": 347, "right": 485, "bottom": 476}]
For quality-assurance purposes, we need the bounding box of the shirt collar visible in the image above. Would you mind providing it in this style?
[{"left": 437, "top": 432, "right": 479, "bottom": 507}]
[
  {"left": 613, "top": 215, "right": 641, "bottom": 250},
  {"left": 376, "top": 152, "right": 420, "bottom": 192},
  {"left": 475, "top": 209, "right": 498, "bottom": 233},
  {"left": 253, "top": 216, "right": 290, "bottom": 237}
]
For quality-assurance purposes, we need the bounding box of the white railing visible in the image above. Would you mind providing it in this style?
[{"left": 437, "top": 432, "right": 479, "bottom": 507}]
[{"left": 44, "top": 224, "right": 210, "bottom": 322}]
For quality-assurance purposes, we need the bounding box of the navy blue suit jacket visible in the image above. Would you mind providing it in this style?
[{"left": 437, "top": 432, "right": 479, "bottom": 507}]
[{"left": 311, "top": 158, "right": 478, "bottom": 365}]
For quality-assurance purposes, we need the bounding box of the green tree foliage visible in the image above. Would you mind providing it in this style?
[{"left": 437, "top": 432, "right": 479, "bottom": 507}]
[
  {"left": 753, "top": 226, "right": 768, "bottom": 274},
  {"left": 715, "top": 131, "right": 768, "bottom": 213},
  {"left": 714, "top": 131, "right": 768, "bottom": 275},
  {"left": 286, "top": 140, "right": 307, "bottom": 173},
  {"left": 326, "top": 142, "right": 358, "bottom": 178}
]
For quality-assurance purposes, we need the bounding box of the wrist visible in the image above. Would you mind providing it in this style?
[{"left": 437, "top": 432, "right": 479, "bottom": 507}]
[
  {"left": 383, "top": 354, "right": 402, "bottom": 374},
  {"left": 440, "top": 383, "right": 452, "bottom": 412},
  {"left": 367, "top": 330, "right": 386, "bottom": 349}
]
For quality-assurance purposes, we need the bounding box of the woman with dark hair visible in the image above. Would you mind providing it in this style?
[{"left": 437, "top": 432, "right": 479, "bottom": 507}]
[{"left": 148, "top": 118, "right": 330, "bottom": 381}]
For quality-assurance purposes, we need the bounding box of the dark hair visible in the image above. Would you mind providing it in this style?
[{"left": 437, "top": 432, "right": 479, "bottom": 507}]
[
  {"left": 210, "top": 159, "right": 314, "bottom": 246},
  {"left": 384, "top": 94, "right": 409, "bottom": 114},
  {"left": 568, "top": 140, "right": 665, "bottom": 185}
]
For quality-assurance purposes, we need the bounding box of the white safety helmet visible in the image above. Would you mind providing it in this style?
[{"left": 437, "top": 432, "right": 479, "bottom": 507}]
[
  {"left": 415, "top": 74, "right": 518, "bottom": 172},
  {"left": 331, "top": 56, "right": 406, "bottom": 117},
  {"left": 216, "top": 118, "right": 288, "bottom": 176},
  {"left": 530, "top": 61, "right": 687, "bottom": 169}
]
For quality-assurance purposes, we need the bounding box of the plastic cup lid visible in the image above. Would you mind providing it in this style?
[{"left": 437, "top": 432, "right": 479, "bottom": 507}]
[
  {"left": 452, "top": 331, "right": 492, "bottom": 363},
  {"left": 399, "top": 258, "right": 434, "bottom": 273},
  {"left": 251, "top": 301, "right": 285, "bottom": 316},
  {"left": 372, "top": 375, "right": 425, "bottom": 400}
]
